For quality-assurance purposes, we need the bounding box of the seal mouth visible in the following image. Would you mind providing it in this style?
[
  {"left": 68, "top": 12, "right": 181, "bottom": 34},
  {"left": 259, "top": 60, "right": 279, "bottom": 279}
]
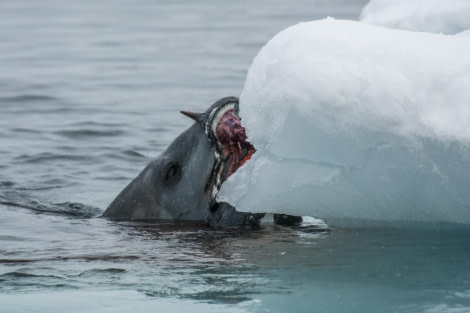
[
  {"left": 205, "top": 101, "right": 256, "bottom": 203},
  {"left": 211, "top": 105, "right": 256, "bottom": 178}
]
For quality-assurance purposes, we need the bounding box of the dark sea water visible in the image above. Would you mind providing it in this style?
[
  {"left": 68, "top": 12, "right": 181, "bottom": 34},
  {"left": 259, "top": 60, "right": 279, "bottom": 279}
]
[{"left": 1, "top": 1, "right": 470, "bottom": 312}]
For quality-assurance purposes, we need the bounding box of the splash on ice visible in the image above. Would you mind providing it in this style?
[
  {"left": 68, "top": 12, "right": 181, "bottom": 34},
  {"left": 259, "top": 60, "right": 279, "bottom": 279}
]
[{"left": 218, "top": 18, "right": 470, "bottom": 227}]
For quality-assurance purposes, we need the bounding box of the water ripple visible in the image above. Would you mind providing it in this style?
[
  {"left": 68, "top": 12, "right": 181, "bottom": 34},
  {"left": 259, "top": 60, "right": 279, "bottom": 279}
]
[
  {"left": 14, "top": 152, "right": 98, "bottom": 164},
  {"left": 0, "top": 94, "right": 58, "bottom": 103},
  {"left": 0, "top": 199, "right": 101, "bottom": 218},
  {"left": 55, "top": 129, "right": 125, "bottom": 138}
]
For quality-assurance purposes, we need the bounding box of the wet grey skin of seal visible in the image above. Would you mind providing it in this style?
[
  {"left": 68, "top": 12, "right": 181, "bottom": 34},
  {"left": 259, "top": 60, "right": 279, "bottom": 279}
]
[{"left": 102, "top": 97, "right": 304, "bottom": 229}]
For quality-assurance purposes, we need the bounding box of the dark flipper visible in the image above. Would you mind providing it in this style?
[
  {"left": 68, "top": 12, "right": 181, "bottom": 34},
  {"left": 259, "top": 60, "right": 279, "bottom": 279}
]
[
  {"left": 209, "top": 202, "right": 312, "bottom": 230},
  {"left": 273, "top": 214, "right": 303, "bottom": 226},
  {"left": 209, "top": 202, "right": 265, "bottom": 229}
]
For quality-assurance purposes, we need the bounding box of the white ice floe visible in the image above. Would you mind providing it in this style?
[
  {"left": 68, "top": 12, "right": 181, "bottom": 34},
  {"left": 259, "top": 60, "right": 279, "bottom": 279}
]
[
  {"left": 219, "top": 18, "right": 470, "bottom": 227},
  {"left": 360, "top": 0, "right": 470, "bottom": 34}
]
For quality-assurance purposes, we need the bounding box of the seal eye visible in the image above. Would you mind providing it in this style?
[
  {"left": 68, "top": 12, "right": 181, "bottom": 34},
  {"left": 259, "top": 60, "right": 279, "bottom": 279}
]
[
  {"left": 166, "top": 165, "right": 179, "bottom": 180},
  {"left": 163, "top": 162, "right": 181, "bottom": 184}
]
